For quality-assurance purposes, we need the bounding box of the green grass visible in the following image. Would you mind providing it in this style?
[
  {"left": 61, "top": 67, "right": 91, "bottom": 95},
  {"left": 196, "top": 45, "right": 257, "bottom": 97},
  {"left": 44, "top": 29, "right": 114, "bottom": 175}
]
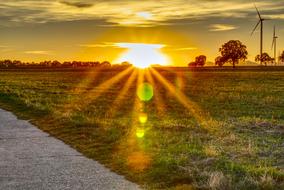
[{"left": 0, "top": 67, "right": 283, "bottom": 189}]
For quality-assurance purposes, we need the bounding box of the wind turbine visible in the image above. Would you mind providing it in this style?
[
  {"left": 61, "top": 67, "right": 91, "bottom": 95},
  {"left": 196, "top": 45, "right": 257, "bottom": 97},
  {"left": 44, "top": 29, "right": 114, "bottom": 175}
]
[
  {"left": 271, "top": 26, "right": 278, "bottom": 65},
  {"left": 251, "top": 4, "right": 269, "bottom": 65}
]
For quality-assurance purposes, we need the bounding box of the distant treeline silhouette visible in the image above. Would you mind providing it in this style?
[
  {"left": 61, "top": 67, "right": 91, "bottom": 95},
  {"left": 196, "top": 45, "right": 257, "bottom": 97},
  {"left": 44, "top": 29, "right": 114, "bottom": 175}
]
[{"left": 0, "top": 60, "right": 133, "bottom": 68}]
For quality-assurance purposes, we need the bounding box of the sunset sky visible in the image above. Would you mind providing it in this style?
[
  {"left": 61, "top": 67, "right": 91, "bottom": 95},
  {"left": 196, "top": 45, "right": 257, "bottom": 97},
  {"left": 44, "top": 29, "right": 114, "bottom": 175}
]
[{"left": 0, "top": 0, "right": 284, "bottom": 65}]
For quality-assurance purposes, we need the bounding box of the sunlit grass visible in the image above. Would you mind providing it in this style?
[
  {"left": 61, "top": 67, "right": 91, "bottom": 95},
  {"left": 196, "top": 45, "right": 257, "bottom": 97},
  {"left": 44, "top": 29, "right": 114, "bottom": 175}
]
[
  {"left": 0, "top": 68, "right": 283, "bottom": 189},
  {"left": 60, "top": 66, "right": 134, "bottom": 116},
  {"left": 105, "top": 69, "right": 138, "bottom": 118},
  {"left": 150, "top": 67, "right": 210, "bottom": 127},
  {"left": 144, "top": 69, "right": 166, "bottom": 116}
]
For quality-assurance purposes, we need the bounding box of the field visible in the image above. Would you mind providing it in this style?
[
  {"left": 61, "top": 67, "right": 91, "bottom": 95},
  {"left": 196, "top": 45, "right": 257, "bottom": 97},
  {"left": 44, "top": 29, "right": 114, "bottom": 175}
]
[{"left": 0, "top": 67, "right": 283, "bottom": 189}]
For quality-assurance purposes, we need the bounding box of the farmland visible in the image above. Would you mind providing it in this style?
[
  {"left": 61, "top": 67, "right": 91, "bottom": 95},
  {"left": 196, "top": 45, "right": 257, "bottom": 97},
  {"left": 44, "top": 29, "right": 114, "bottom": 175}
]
[{"left": 0, "top": 67, "right": 283, "bottom": 189}]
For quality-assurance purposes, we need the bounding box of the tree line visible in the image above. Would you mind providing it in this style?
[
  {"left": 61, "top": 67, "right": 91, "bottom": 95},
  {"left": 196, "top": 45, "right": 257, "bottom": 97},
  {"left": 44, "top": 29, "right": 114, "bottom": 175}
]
[{"left": 0, "top": 60, "right": 132, "bottom": 68}]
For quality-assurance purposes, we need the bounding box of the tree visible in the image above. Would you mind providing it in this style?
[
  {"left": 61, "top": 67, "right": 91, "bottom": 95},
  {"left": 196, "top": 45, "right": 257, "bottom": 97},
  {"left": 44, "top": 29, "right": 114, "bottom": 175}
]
[
  {"left": 121, "top": 61, "right": 132, "bottom": 66},
  {"left": 279, "top": 51, "right": 284, "bottom": 63},
  {"left": 62, "top": 61, "right": 72, "bottom": 67},
  {"left": 218, "top": 40, "right": 248, "bottom": 68},
  {"left": 255, "top": 53, "right": 273, "bottom": 66},
  {"left": 188, "top": 55, "right": 206, "bottom": 68},
  {"left": 100, "top": 61, "right": 111, "bottom": 67},
  {"left": 188, "top": 61, "right": 197, "bottom": 67},
  {"left": 195, "top": 55, "right": 206, "bottom": 67},
  {"left": 215, "top": 56, "right": 226, "bottom": 67},
  {"left": 12, "top": 60, "right": 22, "bottom": 66},
  {"left": 51, "top": 60, "right": 61, "bottom": 67}
]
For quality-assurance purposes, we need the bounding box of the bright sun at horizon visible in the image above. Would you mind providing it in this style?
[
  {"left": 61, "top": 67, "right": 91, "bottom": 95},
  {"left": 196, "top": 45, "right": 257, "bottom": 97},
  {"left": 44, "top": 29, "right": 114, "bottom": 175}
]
[{"left": 115, "top": 43, "right": 169, "bottom": 68}]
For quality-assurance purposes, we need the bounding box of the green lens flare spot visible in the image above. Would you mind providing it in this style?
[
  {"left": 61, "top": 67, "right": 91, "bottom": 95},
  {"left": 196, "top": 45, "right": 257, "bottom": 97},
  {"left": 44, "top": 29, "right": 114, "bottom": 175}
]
[{"left": 137, "top": 83, "right": 153, "bottom": 101}]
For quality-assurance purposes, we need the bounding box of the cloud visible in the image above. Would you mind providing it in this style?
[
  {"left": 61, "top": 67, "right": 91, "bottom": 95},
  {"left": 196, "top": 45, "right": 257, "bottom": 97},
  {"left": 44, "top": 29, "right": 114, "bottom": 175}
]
[
  {"left": 0, "top": 0, "right": 284, "bottom": 26},
  {"left": 80, "top": 42, "right": 166, "bottom": 49},
  {"left": 264, "top": 14, "right": 284, "bottom": 19},
  {"left": 171, "top": 47, "right": 197, "bottom": 51},
  {"left": 136, "top": 12, "right": 153, "bottom": 20},
  {"left": 80, "top": 42, "right": 198, "bottom": 51},
  {"left": 115, "top": 42, "right": 165, "bottom": 49},
  {"left": 60, "top": 1, "right": 93, "bottom": 8},
  {"left": 24, "top": 51, "right": 51, "bottom": 55},
  {"left": 0, "top": 45, "right": 14, "bottom": 52},
  {"left": 79, "top": 43, "right": 117, "bottom": 48},
  {"left": 209, "top": 24, "right": 238, "bottom": 31}
]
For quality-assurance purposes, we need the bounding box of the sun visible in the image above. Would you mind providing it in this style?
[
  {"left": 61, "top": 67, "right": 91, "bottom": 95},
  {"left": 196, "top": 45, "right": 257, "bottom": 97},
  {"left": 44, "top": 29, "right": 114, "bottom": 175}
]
[{"left": 115, "top": 43, "right": 169, "bottom": 68}]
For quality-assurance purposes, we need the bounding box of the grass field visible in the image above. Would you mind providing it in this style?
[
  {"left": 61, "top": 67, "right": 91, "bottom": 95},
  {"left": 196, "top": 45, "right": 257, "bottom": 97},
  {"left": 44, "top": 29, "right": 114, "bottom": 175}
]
[{"left": 0, "top": 67, "right": 283, "bottom": 189}]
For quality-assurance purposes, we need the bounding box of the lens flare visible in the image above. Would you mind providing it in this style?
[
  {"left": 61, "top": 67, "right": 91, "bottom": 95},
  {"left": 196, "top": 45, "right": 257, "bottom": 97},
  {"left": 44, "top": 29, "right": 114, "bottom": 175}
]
[
  {"left": 127, "top": 151, "right": 151, "bottom": 171},
  {"left": 175, "top": 76, "right": 184, "bottom": 91},
  {"left": 137, "top": 82, "right": 153, "bottom": 101},
  {"left": 139, "top": 112, "right": 148, "bottom": 124},
  {"left": 136, "top": 128, "right": 145, "bottom": 138}
]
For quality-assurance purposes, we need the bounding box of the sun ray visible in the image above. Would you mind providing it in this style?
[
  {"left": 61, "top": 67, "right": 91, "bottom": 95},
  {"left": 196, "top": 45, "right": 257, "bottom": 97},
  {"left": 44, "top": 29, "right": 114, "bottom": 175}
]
[
  {"left": 111, "top": 68, "right": 152, "bottom": 172},
  {"left": 56, "top": 67, "right": 103, "bottom": 111},
  {"left": 133, "top": 69, "right": 145, "bottom": 117},
  {"left": 127, "top": 68, "right": 152, "bottom": 171},
  {"left": 149, "top": 67, "right": 209, "bottom": 126},
  {"left": 152, "top": 67, "right": 186, "bottom": 93},
  {"left": 105, "top": 69, "right": 138, "bottom": 118},
  {"left": 78, "top": 66, "right": 134, "bottom": 109},
  {"left": 71, "top": 68, "right": 103, "bottom": 95},
  {"left": 144, "top": 69, "right": 166, "bottom": 116},
  {"left": 53, "top": 68, "right": 104, "bottom": 118},
  {"left": 60, "top": 66, "right": 134, "bottom": 116}
]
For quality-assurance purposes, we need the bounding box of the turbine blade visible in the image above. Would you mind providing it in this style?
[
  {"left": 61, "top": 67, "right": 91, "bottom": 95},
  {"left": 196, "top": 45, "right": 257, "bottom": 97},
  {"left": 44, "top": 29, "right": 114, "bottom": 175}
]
[
  {"left": 271, "top": 38, "right": 275, "bottom": 50},
  {"left": 251, "top": 20, "right": 261, "bottom": 36},
  {"left": 274, "top": 25, "right": 276, "bottom": 37},
  {"left": 254, "top": 4, "right": 262, "bottom": 19}
]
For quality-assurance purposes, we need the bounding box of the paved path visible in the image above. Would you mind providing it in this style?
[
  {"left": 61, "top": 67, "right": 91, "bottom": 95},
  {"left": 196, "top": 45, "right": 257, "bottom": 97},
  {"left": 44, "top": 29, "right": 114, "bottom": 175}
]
[{"left": 0, "top": 109, "right": 140, "bottom": 190}]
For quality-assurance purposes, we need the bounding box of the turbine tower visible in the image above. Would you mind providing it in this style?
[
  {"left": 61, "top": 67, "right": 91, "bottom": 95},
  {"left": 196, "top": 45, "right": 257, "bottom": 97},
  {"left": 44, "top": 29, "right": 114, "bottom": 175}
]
[
  {"left": 251, "top": 4, "right": 269, "bottom": 65},
  {"left": 271, "top": 26, "right": 278, "bottom": 65}
]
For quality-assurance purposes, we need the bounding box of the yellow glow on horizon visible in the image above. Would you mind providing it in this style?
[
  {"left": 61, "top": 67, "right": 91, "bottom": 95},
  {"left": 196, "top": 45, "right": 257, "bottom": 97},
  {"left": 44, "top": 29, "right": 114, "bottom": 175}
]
[{"left": 115, "top": 43, "right": 169, "bottom": 68}]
